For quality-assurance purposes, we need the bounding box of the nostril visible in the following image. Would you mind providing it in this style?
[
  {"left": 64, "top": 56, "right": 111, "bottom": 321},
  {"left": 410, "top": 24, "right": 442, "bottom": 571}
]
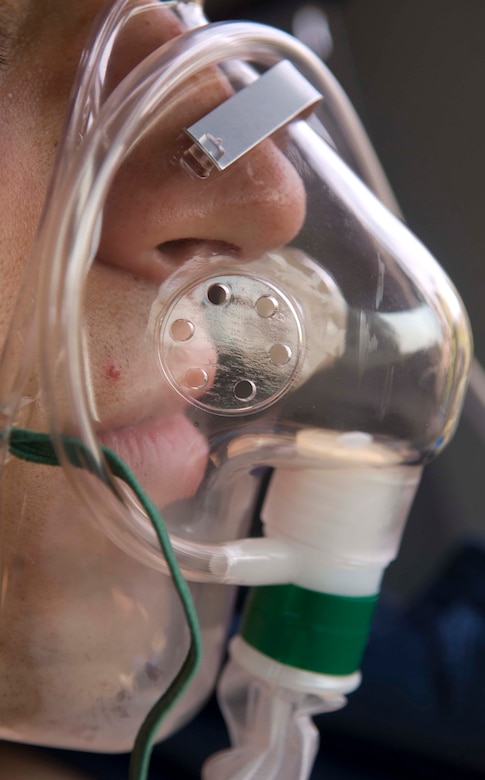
[{"left": 157, "top": 238, "right": 240, "bottom": 265}]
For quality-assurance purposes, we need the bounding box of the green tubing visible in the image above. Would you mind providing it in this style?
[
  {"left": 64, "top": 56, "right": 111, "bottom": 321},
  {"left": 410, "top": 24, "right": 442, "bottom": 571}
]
[{"left": 241, "top": 584, "right": 378, "bottom": 676}]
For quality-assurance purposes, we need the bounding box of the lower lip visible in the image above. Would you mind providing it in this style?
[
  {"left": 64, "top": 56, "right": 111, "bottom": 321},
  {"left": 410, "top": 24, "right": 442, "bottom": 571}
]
[{"left": 99, "top": 412, "right": 209, "bottom": 508}]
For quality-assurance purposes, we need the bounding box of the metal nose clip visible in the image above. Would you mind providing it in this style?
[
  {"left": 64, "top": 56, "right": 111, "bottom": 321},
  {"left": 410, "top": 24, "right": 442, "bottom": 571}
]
[{"left": 182, "top": 60, "right": 322, "bottom": 178}]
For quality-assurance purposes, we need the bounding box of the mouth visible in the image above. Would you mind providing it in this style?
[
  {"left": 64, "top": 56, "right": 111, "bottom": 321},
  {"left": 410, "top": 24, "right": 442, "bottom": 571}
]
[
  {"left": 99, "top": 411, "right": 209, "bottom": 510},
  {"left": 89, "top": 238, "right": 235, "bottom": 508}
]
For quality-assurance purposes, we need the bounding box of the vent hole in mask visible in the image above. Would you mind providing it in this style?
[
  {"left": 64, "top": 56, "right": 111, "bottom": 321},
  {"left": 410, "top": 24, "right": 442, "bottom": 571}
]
[
  {"left": 234, "top": 379, "right": 256, "bottom": 402},
  {"left": 207, "top": 283, "right": 231, "bottom": 305}
]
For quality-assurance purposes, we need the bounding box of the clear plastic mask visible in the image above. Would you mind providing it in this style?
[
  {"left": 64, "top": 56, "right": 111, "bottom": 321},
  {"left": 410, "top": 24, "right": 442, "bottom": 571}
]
[{"left": 0, "top": 0, "right": 472, "bottom": 755}]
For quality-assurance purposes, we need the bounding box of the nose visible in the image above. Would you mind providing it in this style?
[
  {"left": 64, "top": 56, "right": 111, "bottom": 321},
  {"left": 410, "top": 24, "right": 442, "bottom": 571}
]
[{"left": 96, "top": 6, "right": 307, "bottom": 281}]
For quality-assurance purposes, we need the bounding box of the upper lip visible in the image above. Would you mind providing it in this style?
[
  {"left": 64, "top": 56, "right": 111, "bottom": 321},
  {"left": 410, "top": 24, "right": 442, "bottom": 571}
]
[{"left": 89, "top": 238, "right": 238, "bottom": 433}]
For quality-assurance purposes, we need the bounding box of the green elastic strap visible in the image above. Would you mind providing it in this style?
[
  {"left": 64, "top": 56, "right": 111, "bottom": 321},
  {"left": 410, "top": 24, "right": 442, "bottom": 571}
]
[{"left": 7, "top": 427, "right": 202, "bottom": 780}]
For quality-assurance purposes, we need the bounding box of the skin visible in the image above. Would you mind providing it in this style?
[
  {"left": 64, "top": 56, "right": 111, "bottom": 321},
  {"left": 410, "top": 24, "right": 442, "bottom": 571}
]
[
  {"left": 1, "top": 0, "right": 306, "bottom": 501},
  {"left": 0, "top": 0, "right": 306, "bottom": 763}
]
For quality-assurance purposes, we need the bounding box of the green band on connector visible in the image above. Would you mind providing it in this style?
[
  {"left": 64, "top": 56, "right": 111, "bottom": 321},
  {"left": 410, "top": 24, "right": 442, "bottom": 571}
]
[{"left": 240, "top": 584, "right": 378, "bottom": 676}]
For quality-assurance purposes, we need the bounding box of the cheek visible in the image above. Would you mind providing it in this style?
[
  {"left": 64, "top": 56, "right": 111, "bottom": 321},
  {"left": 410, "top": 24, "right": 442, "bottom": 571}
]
[
  {"left": 0, "top": 143, "right": 42, "bottom": 347},
  {"left": 0, "top": 92, "right": 69, "bottom": 351},
  {"left": 0, "top": 131, "right": 54, "bottom": 350},
  {"left": 0, "top": 15, "right": 94, "bottom": 349}
]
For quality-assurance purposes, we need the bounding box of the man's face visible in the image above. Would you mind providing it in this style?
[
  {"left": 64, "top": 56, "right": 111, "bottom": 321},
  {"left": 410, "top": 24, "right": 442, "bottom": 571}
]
[
  {"left": 0, "top": 0, "right": 306, "bottom": 751},
  {"left": 0, "top": 0, "right": 306, "bottom": 503}
]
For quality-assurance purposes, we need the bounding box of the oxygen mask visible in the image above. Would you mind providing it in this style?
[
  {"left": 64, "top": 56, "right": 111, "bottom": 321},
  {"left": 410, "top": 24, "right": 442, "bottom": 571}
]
[{"left": 0, "top": 0, "right": 472, "bottom": 774}]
